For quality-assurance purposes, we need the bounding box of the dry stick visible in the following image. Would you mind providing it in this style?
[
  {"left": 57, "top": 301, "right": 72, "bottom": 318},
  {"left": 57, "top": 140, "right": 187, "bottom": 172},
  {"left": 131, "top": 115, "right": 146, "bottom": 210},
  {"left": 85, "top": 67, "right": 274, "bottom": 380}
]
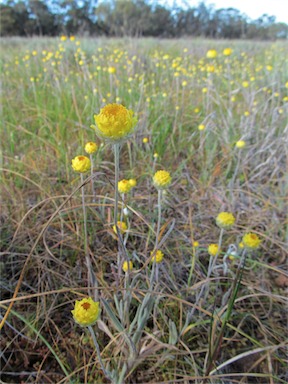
[{"left": 0, "top": 176, "right": 92, "bottom": 330}]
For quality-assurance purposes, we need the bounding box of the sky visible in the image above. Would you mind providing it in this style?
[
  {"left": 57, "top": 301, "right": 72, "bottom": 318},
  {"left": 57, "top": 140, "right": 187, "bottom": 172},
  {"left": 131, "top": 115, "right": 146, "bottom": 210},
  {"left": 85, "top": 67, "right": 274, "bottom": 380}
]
[{"left": 162, "top": 0, "right": 288, "bottom": 24}]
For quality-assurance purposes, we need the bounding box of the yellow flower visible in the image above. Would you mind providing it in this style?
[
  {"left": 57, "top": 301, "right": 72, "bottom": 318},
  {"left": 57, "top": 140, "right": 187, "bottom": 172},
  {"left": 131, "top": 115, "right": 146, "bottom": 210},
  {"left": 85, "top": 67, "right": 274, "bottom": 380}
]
[
  {"left": 207, "top": 65, "right": 215, "bottom": 73},
  {"left": 198, "top": 124, "right": 205, "bottom": 131},
  {"left": 118, "top": 179, "right": 131, "bottom": 194},
  {"left": 223, "top": 48, "right": 232, "bottom": 56},
  {"left": 113, "top": 221, "right": 127, "bottom": 234},
  {"left": 153, "top": 170, "right": 172, "bottom": 189},
  {"left": 122, "top": 260, "right": 133, "bottom": 272},
  {"left": 235, "top": 140, "right": 246, "bottom": 149},
  {"left": 108, "top": 66, "right": 116, "bottom": 74},
  {"left": 93, "top": 104, "right": 137, "bottom": 142},
  {"left": 242, "top": 233, "right": 261, "bottom": 249},
  {"left": 151, "top": 250, "right": 164, "bottom": 263},
  {"left": 143, "top": 137, "right": 149, "bottom": 144},
  {"left": 71, "top": 156, "right": 91, "bottom": 173},
  {"left": 216, "top": 212, "right": 235, "bottom": 229},
  {"left": 208, "top": 244, "right": 219, "bottom": 256},
  {"left": 128, "top": 178, "right": 137, "bottom": 187},
  {"left": 206, "top": 49, "right": 217, "bottom": 59},
  {"left": 242, "top": 81, "right": 249, "bottom": 88},
  {"left": 71, "top": 297, "right": 100, "bottom": 326},
  {"left": 60, "top": 35, "right": 67, "bottom": 41},
  {"left": 193, "top": 241, "right": 199, "bottom": 247},
  {"left": 84, "top": 141, "right": 98, "bottom": 154}
]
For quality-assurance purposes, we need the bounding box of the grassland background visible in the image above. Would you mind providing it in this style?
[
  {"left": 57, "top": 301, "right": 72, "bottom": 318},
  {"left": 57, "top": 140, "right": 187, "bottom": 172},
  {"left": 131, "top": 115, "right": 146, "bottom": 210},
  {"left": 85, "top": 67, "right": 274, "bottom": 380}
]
[{"left": 1, "top": 37, "right": 287, "bottom": 383}]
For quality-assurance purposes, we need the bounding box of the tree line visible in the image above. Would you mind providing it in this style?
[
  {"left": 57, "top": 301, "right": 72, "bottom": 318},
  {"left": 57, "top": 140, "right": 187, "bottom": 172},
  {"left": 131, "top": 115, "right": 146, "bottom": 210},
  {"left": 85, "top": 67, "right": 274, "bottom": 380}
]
[{"left": 1, "top": 0, "right": 287, "bottom": 39}]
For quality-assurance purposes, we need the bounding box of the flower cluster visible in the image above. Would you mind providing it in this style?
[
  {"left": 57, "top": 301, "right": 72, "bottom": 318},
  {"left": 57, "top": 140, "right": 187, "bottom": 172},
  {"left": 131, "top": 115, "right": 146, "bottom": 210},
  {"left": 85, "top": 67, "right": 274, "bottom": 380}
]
[
  {"left": 206, "top": 49, "right": 217, "bottom": 59},
  {"left": 85, "top": 141, "right": 98, "bottom": 154},
  {"left": 235, "top": 140, "right": 246, "bottom": 149},
  {"left": 113, "top": 221, "right": 127, "bottom": 234},
  {"left": 93, "top": 103, "right": 137, "bottom": 142},
  {"left": 208, "top": 244, "right": 219, "bottom": 257},
  {"left": 72, "top": 297, "right": 100, "bottom": 326},
  {"left": 71, "top": 156, "right": 91, "bottom": 173},
  {"left": 151, "top": 250, "right": 164, "bottom": 263},
  {"left": 242, "top": 233, "right": 261, "bottom": 249},
  {"left": 216, "top": 212, "right": 235, "bottom": 229},
  {"left": 122, "top": 260, "right": 133, "bottom": 272},
  {"left": 118, "top": 179, "right": 132, "bottom": 194},
  {"left": 153, "top": 170, "right": 171, "bottom": 189}
]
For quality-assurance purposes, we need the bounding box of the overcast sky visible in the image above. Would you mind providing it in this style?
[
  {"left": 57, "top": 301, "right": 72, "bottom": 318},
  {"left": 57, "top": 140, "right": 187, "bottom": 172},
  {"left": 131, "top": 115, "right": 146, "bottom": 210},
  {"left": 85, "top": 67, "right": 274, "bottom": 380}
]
[{"left": 163, "top": 0, "right": 288, "bottom": 23}]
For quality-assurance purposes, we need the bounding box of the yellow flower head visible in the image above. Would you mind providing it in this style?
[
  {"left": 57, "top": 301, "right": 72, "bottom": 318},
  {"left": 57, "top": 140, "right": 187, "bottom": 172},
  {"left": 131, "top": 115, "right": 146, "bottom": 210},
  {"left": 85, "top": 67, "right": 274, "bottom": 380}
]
[
  {"left": 71, "top": 297, "right": 100, "bottom": 326},
  {"left": 113, "top": 221, "right": 127, "bottom": 234},
  {"left": 85, "top": 141, "right": 98, "bottom": 154},
  {"left": 143, "top": 137, "right": 149, "bottom": 144},
  {"left": 235, "top": 140, "right": 246, "bottom": 149},
  {"left": 242, "top": 81, "right": 249, "bottom": 88},
  {"left": 206, "top": 49, "right": 217, "bottom": 59},
  {"left": 207, "top": 64, "right": 215, "bottom": 73},
  {"left": 122, "top": 260, "right": 133, "bottom": 272},
  {"left": 93, "top": 104, "right": 137, "bottom": 142},
  {"left": 153, "top": 170, "right": 172, "bottom": 189},
  {"left": 208, "top": 243, "right": 219, "bottom": 256},
  {"left": 71, "top": 156, "right": 91, "bottom": 173},
  {"left": 242, "top": 233, "right": 261, "bottom": 249},
  {"left": 108, "top": 66, "right": 116, "bottom": 74},
  {"left": 198, "top": 124, "right": 205, "bottom": 131},
  {"left": 223, "top": 48, "right": 232, "bottom": 56},
  {"left": 193, "top": 241, "right": 199, "bottom": 247},
  {"left": 118, "top": 179, "right": 131, "bottom": 194},
  {"left": 216, "top": 212, "right": 235, "bottom": 229},
  {"left": 128, "top": 178, "right": 137, "bottom": 187},
  {"left": 151, "top": 250, "right": 164, "bottom": 263}
]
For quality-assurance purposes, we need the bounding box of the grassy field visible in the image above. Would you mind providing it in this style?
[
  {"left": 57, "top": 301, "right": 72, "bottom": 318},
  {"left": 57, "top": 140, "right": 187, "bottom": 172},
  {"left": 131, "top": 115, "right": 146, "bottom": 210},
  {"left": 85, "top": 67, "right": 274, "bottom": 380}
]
[{"left": 1, "top": 36, "right": 287, "bottom": 384}]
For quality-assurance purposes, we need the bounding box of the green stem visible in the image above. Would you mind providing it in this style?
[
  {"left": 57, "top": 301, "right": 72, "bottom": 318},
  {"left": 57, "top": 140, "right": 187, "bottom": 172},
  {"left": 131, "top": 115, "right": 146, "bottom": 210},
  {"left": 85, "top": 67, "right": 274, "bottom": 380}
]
[
  {"left": 114, "top": 144, "right": 120, "bottom": 231},
  {"left": 187, "top": 246, "right": 196, "bottom": 287},
  {"left": 208, "top": 227, "right": 224, "bottom": 275},
  {"left": 81, "top": 173, "right": 91, "bottom": 296},
  {"left": 81, "top": 174, "right": 98, "bottom": 301},
  {"left": 150, "top": 189, "right": 162, "bottom": 286},
  {"left": 183, "top": 228, "right": 225, "bottom": 328},
  {"left": 90, "top": 154, "right": 96, "bottom": 203},
  {"left": 114, "top": 144, "right": 129, "bottom": 270},
  {"left": 155, "top": 189, "right": 162, "bottom": 251},
  {"left": 88, "top": 325, "right": 113, "bottom": 382}
]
